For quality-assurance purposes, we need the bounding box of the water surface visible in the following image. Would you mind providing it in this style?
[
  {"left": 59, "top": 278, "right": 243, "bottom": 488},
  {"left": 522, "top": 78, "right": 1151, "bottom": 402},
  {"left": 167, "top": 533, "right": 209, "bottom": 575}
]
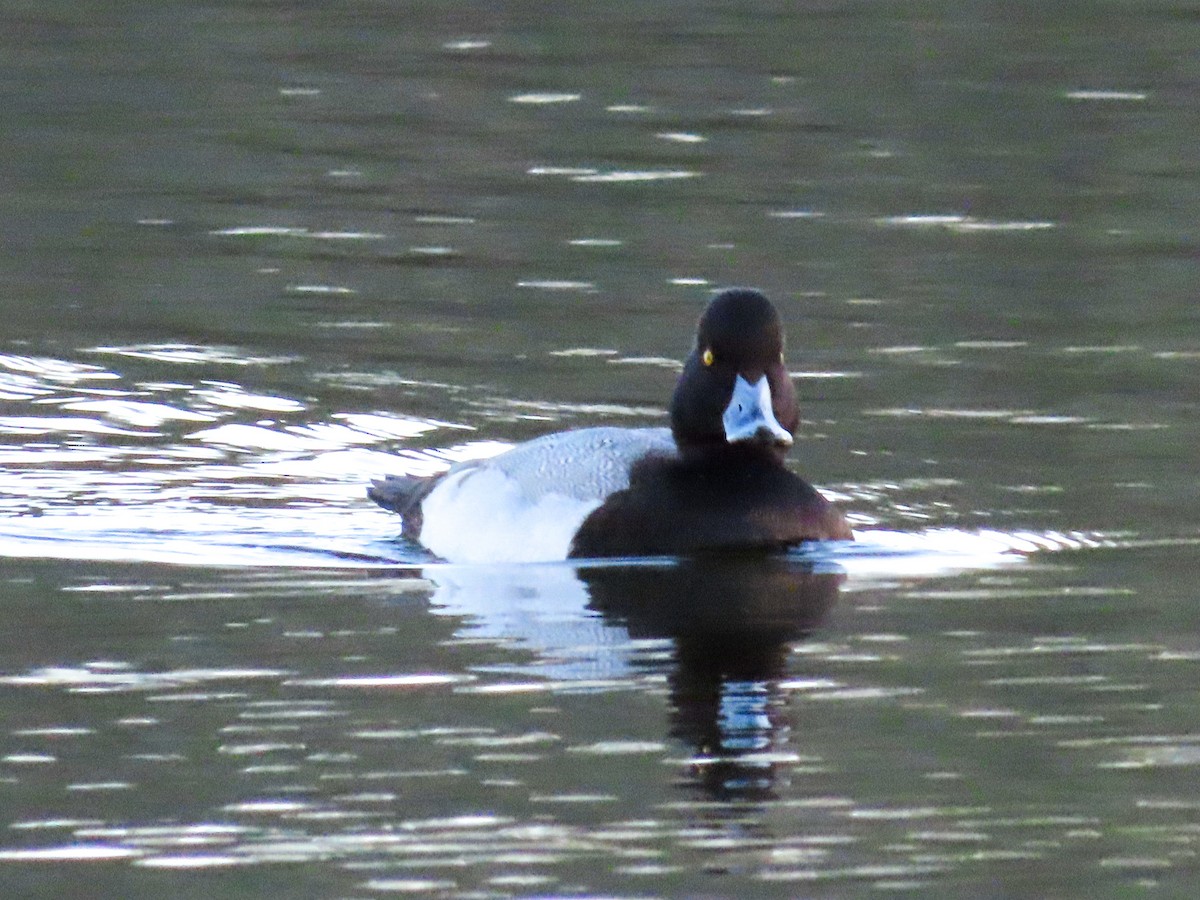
[{"left": 2, "top": 2, "right": 1198, "bottom": 896}]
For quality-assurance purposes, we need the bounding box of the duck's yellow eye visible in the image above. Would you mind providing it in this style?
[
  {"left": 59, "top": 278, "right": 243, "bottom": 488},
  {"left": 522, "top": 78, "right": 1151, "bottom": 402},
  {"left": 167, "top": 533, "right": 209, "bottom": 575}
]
[{"left": 702, "top": 348, "right": 714, "bottom": 367}]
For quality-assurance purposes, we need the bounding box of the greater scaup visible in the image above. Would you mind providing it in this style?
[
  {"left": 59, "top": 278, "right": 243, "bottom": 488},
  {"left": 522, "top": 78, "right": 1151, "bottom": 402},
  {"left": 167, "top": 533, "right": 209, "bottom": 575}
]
[{"left": 369, "top": 288, "right": 853, "bottom": 561}]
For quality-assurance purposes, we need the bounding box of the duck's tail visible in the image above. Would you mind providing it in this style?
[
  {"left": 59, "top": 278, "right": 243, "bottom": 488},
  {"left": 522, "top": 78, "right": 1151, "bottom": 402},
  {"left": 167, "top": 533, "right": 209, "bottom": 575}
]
[{"left": 368, "top": 475, "right": 440, "bottom": 538}]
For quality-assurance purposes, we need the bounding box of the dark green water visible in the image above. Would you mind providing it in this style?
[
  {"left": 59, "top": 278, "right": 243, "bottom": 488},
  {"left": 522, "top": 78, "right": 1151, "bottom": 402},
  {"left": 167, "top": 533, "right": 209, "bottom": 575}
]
[{"left": 2, "top": 2, "right": 1198, "bottom": 896}]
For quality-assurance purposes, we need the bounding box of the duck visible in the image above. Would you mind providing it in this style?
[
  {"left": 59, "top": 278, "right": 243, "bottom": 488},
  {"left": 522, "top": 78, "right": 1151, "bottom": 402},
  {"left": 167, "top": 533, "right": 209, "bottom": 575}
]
[{"left": 369, "top": 287, "right": 853, "bottom": 562}]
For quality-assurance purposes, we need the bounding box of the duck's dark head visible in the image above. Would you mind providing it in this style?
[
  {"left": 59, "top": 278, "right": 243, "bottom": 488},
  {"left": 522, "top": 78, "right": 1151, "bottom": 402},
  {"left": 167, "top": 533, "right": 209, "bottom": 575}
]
[{"left": 669, "top": 288, "right": 799, "bottom": 462}]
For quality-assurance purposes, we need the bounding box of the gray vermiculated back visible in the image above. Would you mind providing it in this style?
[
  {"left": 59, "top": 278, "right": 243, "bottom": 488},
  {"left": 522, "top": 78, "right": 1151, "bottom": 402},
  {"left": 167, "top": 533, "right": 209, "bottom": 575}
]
[{"left": 453, "top": 427, "right": 676, "bottom": 504}]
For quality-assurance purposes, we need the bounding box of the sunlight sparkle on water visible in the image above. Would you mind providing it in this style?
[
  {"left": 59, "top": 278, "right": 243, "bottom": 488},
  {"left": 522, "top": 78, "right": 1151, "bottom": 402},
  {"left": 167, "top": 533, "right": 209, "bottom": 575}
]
[
  {"left": 877, "top": 214, "right": 1056, "bottom": 232},
  {"left": 287, "top": 674, "right": 473, "bottom": 688},
  {"left": 508, "top": 92, "right": 581, "bottom": 104},
  {"left": 516, "top": 279, "right": 597, "bottom": 291},
  {"left": 572, "top": 169, "right": 700, "bottom": 182},
  {"left": 87, "top": 344, "right": 299, "bottom": 366},
  {"left": 0, "top": 845, "right": 143, "bottom": 861}
]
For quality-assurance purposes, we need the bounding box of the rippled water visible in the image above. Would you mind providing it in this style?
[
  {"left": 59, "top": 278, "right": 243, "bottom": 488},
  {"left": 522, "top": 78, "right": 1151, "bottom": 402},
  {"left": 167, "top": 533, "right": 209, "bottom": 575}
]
[{"left": 3, "top": 2, "right": 1199, "bottom": 897}]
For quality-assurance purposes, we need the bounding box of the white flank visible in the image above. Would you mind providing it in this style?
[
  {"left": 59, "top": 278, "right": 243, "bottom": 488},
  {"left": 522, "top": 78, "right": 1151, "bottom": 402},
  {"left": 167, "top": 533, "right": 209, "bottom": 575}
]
[
  {"left": 415, "top": 427, "right": 675, "bottom": 563},
  {"left": 419, "top": 467, "right": 603, "bottom": 563}
]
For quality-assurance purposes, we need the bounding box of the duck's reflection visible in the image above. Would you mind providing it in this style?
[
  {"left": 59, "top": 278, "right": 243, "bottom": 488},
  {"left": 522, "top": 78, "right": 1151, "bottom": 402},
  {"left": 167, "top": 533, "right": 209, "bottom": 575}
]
[
  {"left": 579, "top": 558, "right": 841, "bottom": 800},
  {"left": 421, "top": 555, "right": 840, "bottom": 800}
]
